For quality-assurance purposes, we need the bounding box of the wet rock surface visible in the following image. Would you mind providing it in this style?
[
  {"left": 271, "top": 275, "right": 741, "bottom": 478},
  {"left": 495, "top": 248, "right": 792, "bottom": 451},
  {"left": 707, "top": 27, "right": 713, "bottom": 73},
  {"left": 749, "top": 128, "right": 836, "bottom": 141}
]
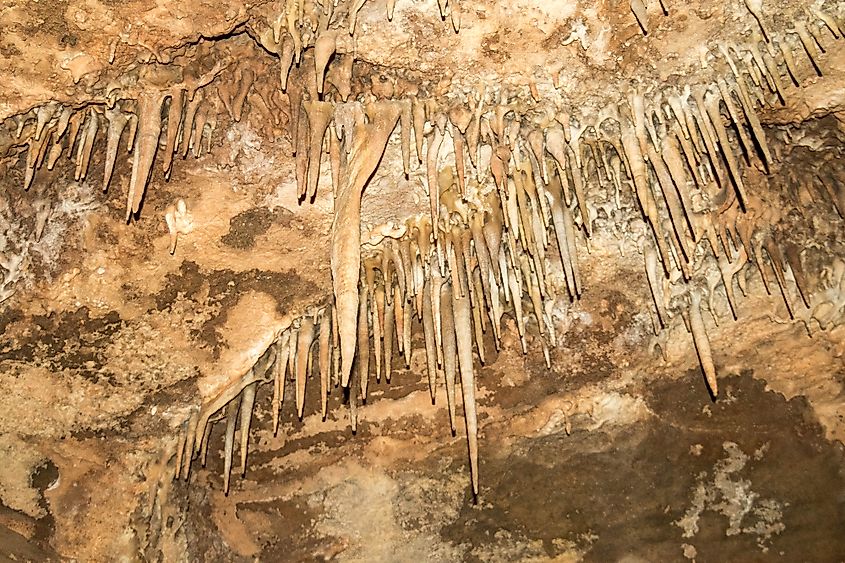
[{"left": 175, "top": 370, "right": 845, "bottom": 561}]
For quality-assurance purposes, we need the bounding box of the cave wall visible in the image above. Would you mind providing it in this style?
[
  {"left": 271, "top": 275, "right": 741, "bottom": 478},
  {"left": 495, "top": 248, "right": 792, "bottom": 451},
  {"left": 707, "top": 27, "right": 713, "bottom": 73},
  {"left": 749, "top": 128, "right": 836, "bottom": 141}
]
[{"left": 0, "top": 0, "right": 843, "bottom": 560}]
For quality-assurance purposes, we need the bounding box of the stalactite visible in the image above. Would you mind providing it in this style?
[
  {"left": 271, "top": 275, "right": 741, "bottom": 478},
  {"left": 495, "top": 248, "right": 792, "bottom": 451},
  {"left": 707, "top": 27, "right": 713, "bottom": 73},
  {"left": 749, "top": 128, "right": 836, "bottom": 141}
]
[
  {"left": 470, "top": 212, "right": 502, "bottom": 341},
  {"left": 332, "top": 102, "right": 401, "bottom": 388},
  {"left": 296, "top": 316, "right": 315, "bottom": 418},
  {"left": 703, "top": 90, "right": 747, "bottom": 207},
  {"left": 689, "top": 290, "right": 718, "bottom": 396},
  {"left": 273, "top": 331, "right": 290, "bottom": 434},
  {"left": 422, "top": 276, "right": 439, "bottom": 402},
  {"left": 314, "top": 32, "right": 337, "bottom": 95},
  {"left": 795, "top": 21, "right": 824, "bottom": 75},
  {"left": 427, "top": 123, "right": 445, "bottom": 237},
  {"left": 402, "top": 284, "right": 413, "bottom": 367},
  {"left": 383, "top": 280, "right": 396, "bottom": 383},
  {"left": 440, "top": 280, "right": 458, "bottom": 434},
  {"left": 546, "top": 174, "right": 577, "bottom": 300},
  {"left": 646, "top": 141, "right": 691, "bottom": 261},
  {"left": 127, "top": 91, "right": 165, "bottom": 221},
  {"left": 103, "top": 105, "right": 132, "bottom": 192},
  {"left": 357, "top": 282, "right": 371, "bottom": 400},
  {"left": 223, "top": 397, "right": 240, "bottom": 495},
  {"left": 238, "top": 382, "right": 258, "bottom": 475},
  {"left": 162, "top": 89, "right": 185, "bottom": 178},
  {"left": 74, "top": 108, "right": 99, "bottom": 182},
  {"left": 303, "top": 100, "right": 334, "bottom": 201},
  {"left": 451, "top": 247, "right": 479, "bottom": 496},
  {"left": 179, "top": 411, "right": 198, "bottom": 481},
  {"left": 630, "top": 0, "right": 649, "bottom": 34}
]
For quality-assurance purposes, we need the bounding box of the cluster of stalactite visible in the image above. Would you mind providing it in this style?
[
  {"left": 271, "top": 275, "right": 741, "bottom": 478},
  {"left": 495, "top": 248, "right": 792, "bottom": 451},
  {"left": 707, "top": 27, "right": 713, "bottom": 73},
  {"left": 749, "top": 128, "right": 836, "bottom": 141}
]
[
  {"left": 163, "top": 8, "right": 845, "bottom": 499},
  {"left": 321, "top": 10, "right": 845, "bottom": 404},
  {"left": 0, "top": 39, "right": 287, "bottom": 224},
  {"left": 1, "top": 0, "right": 843, "bottom": 500}
]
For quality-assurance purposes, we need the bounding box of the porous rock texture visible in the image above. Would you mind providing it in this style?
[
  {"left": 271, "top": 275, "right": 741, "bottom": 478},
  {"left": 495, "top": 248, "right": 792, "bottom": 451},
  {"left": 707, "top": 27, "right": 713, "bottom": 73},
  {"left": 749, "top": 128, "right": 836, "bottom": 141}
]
[{"left": 0, "top": 0, "right": 844, "bottom": 560}]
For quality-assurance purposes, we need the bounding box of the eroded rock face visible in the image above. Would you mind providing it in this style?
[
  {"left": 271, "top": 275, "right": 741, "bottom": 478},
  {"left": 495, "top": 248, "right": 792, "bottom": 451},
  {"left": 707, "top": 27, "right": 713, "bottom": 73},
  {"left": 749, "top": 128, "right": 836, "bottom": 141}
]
[{"left": 0, "top": 0, "right": 843, "bottom": 559}]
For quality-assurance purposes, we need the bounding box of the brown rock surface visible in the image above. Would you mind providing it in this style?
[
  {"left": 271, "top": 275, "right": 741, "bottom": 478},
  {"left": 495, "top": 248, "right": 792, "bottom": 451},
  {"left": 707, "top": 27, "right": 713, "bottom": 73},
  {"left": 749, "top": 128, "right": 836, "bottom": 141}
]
[{"left": 0, "top": 0, "right": 843, "bottom": 560}]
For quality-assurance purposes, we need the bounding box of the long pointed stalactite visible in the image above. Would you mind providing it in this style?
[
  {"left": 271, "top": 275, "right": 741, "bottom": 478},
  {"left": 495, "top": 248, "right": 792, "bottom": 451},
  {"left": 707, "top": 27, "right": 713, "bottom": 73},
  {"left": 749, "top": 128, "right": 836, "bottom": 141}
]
[{"left": 331, "top": 102, "right": 402, "bottom": 387}]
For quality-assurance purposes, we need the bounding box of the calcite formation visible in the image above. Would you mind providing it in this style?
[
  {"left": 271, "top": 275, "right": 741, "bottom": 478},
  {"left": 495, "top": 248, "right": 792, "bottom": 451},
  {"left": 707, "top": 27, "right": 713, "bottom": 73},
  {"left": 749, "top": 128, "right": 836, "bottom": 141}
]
[{"left": 0, "top": 0, "right": 843, "bottom": 558}]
